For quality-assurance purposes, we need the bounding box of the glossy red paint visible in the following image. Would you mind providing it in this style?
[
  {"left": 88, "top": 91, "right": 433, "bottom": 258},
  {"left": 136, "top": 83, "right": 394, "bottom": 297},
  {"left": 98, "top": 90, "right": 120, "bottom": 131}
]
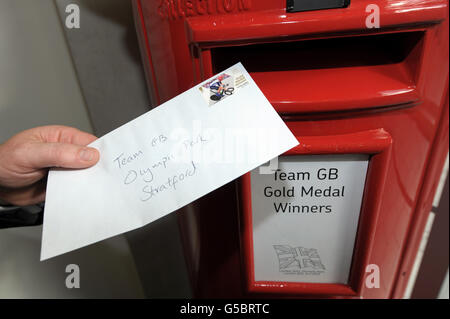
[
  {"left": 186, "top": 0, "right": 447, "bottom": 45},
  {"left": 133, "top": 0, "right": 449, "bottom": 298},
  {"left": 392, "top": 86, "right": 449, "bottom": 298}
]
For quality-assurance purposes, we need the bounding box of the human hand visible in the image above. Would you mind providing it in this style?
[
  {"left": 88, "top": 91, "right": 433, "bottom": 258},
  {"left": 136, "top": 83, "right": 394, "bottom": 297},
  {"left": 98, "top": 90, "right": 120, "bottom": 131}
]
[{"left": 0, "top": 125, "right": 100, "bottom": 206}]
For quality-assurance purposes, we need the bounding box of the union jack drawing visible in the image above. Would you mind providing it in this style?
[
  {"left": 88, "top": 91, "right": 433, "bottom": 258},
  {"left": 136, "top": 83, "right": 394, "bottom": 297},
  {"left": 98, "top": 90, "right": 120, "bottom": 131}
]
[{"left": 273, "top": 245, "right": 326, "bottom": 271}]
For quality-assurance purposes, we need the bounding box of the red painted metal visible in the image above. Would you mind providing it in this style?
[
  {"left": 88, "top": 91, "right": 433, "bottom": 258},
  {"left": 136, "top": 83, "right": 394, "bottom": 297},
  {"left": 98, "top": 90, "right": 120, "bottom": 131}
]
[
  {"left": 392, "top": 85, "right": 449, "bottom": 298},
  {"left": 185, "top": 0, "right": 447, "bottom": 45},
  {"left": 133, "top": 0, "right": 449, "bottom": 298}
]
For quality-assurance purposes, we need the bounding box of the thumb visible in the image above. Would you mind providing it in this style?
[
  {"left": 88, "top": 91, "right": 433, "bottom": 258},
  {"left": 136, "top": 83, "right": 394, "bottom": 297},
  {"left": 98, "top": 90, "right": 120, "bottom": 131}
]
[{"left": 24, "top": 142, "right": 100, "bottom": 169}]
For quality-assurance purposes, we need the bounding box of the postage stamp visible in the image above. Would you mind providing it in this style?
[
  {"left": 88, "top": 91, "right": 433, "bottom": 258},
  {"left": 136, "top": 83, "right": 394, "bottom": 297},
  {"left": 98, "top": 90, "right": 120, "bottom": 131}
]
[{"left": 199, "top": 68, "right": 249, "bottom": 106}]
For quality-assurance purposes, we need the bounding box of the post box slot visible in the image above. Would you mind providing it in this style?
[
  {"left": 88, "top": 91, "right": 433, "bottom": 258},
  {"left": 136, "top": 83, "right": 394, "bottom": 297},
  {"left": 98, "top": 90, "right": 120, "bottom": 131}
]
[{"left": 211, "top": 31, "right": 424, "bottom": 113}]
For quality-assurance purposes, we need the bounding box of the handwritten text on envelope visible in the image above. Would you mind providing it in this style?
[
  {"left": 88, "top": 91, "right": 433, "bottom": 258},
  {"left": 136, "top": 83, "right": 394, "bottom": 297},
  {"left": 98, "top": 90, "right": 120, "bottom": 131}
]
[{"left": 41, "top": 63, "right": 299, "bottom": 260}]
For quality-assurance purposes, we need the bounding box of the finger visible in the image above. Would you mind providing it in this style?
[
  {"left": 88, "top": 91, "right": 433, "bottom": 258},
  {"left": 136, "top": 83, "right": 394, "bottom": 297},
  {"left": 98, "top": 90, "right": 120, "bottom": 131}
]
[
  {"left": 61, "top": 127, "right": 98, "bottom": 146},
  {"left": 23, "top": 142, "right": 100, "bottom": 169},
  {"left": 37, "top": 125, "right": 98, "bottom": 146},
  {"left": 0, "top": 179, "right": 46, "bottom": 206}
]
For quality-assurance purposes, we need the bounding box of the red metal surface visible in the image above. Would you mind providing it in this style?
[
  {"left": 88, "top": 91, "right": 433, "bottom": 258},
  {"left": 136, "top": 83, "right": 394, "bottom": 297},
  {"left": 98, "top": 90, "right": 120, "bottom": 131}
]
[
  {"left": 133, "top": 0, "right": 449, "bottom": 298},
  {"left": 186, "top": 0, "right": 447, "bottom": 45},
  {"left": 392, "top": 85, "right": 449, "bottom": 298}
]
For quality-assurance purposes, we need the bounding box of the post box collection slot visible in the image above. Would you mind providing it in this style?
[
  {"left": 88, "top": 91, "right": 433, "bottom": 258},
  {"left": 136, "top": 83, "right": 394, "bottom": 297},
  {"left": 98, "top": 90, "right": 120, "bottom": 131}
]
[{"left": 211, "top": 32, "right": 424, "bottom": 113}]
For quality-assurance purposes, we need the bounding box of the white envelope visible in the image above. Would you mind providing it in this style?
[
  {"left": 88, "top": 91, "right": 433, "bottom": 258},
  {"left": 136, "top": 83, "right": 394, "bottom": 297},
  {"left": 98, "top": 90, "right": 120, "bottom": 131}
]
[{"left": 41, "top": 63, "right": 299, "bottom": 260}]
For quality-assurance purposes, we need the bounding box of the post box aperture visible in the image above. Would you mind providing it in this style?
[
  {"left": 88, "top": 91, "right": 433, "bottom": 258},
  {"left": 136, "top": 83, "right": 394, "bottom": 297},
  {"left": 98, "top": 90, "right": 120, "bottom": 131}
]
[{"left": 211, "top": 31, "right": 424, "bottom": 113}]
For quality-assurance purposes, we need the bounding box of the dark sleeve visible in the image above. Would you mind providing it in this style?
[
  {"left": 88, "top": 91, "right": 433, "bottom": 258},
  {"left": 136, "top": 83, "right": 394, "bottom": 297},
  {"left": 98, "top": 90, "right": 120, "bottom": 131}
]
[{"left": 0, "top": 204, "right": 44, "bottom": 229}]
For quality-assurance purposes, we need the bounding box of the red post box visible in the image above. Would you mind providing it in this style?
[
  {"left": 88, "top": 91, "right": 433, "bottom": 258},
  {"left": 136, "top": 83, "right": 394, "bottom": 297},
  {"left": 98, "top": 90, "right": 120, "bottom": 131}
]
[{"left": 132, "top": 0, "right": 449, "bottom": 298}]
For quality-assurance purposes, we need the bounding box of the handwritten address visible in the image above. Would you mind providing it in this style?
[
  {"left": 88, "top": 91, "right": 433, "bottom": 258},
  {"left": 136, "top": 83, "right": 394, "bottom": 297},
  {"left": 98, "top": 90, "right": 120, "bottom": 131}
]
[{"left": 112, "top": 133, "right": 209, "bottom": 201}]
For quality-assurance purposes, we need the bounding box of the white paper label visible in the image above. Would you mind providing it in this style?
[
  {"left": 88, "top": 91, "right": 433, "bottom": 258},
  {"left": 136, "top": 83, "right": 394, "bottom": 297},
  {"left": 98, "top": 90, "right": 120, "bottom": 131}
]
[{"left": 251, "top": 154, "right": 369, "bottom": 284}]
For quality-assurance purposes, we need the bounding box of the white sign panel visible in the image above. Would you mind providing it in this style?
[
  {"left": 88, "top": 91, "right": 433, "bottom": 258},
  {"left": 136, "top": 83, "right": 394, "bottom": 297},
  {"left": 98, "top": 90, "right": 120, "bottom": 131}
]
[{"left": 251, "top": 154, "right": 369, "bottom": 284}]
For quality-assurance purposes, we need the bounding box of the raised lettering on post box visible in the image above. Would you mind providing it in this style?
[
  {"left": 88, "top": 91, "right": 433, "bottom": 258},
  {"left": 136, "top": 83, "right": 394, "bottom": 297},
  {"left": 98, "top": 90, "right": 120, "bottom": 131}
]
[{"left": 251, "top": 154, "right": 369, "bottom": 283}]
